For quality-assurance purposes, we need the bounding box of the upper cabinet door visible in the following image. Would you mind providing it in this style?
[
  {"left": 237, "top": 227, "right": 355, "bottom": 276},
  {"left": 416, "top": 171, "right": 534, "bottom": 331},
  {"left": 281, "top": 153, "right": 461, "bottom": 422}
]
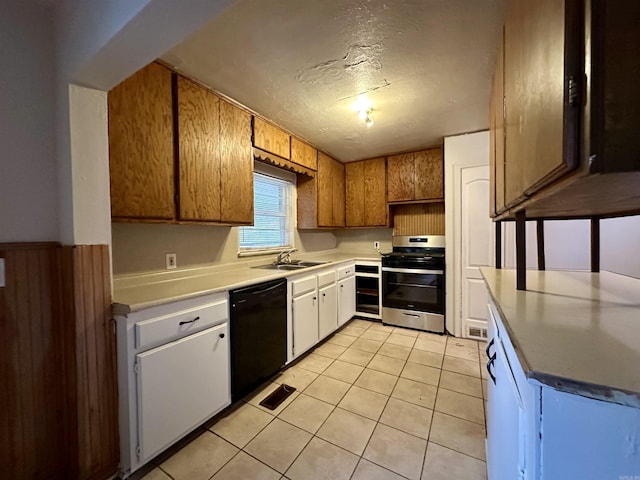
[
  {"left": 333, "top": 160, "right": 345, "bottom": 227},
  {"left": 490, "top": 30, "right": 506, "bottom": 217},
  {"left": 253, "top": 117, "right": 290, "bottom": 159},
  {"left": 364, "top": 157, "right": 387, "bottom": 226},
  {"left": 387, "top": 154, "right": 415, "bottom": 202},
  {"left": 177, "top": 76, "right": 221, "bottom": 222},
  {"left": 291, "top": 137, "right": 317, "bottom": 171},
  {"left": 317, "top": 152, "right": 334, "bottom": 227},
  {"left": 220, "top": 100, "right": 253, "bottom": 224},
  {"left": 108, "top": 63, "right": 175, "bottom": 220},
  {"left": 345, "top": 161, "right": 365, "bottom": 227},
  {"left": 414, "top": 148, "right": 444, "bottom": 201},
  {"left": 503, "top": 0, "right": 580, "bottom": 206}
]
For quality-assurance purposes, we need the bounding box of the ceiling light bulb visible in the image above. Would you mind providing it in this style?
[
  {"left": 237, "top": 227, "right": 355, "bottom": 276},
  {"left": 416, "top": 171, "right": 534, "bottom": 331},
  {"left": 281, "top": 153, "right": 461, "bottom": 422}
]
[
  {"left": 365, "top": 115, "right": 374, "bottom": 128},
  {"left": 358, "top": 109, "right": 369, "bottom": 121}
]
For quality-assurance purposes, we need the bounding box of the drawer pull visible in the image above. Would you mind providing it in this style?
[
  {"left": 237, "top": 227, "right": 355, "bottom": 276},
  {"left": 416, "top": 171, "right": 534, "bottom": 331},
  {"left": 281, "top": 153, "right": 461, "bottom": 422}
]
[
  {"left": 179, "top": 316, "right": 200, "bottom": 326},
  {"left": 219, "top": 333, "right": 225, "bottom": 339}
]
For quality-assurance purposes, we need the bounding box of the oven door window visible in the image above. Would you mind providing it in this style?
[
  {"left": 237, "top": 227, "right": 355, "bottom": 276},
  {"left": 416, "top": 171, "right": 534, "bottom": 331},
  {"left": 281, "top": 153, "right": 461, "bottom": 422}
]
[{"left": 382, "top": 271, "right": 444, "bottom": 314}]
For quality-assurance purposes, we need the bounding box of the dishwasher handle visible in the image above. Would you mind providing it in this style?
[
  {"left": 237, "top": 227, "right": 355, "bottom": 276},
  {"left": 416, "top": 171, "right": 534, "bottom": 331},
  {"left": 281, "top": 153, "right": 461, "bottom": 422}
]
[{"left": 231, "top": 279, "right": 286, "bottom": 296}]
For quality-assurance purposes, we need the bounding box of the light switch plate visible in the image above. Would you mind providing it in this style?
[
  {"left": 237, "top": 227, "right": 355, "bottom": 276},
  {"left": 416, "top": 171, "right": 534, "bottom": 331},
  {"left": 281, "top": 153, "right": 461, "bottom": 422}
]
[
  {"left": 0, "top": 258, "right": 5, "bottom": 287},
  {"left": 165, "top": 253, "right": 177, "bottom": 270}
]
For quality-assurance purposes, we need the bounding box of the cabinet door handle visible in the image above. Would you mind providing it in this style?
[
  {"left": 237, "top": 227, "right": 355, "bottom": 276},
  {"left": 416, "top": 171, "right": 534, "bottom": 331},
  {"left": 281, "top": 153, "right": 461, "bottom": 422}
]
[
  {"left": 485, "top": 338, "right": 495, "bottom": 357},
  {"left": 219, "top": 333, "right": 225, "bottom": 339},
  {"left": 322, "top": 293, "right": 326, "bottom": 297},
  {"left": 179, "top": 316, "right": 200, "bottom": 325}
]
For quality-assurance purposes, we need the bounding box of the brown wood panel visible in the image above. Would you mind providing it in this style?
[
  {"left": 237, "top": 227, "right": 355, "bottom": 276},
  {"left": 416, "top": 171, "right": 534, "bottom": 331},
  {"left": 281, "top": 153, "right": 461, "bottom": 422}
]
[
  {"left": 504, "top": 0, "right": 573, "bottom": 206},
  {"left": 108, "top": 62, "right": 175, "bottom": 219},
  {"left": 392, "top": 203, "right": 445, "bottom": 235},
  {"left": 414, "top": 148, "right": 444, "bottom": 201},
  {"left": 220, "top": 99, "right": 254, "bottom": 224},
  {"left": 297, "top": 173, "right": 318, "bottom": 229},
  {"left": 61, "top": 245, "right": 118, "bottom": 480},
  {"left": 177, "top": 76, "right": 221, "bottom": 222},
  {"left": 0, "top": 243, "right": 66, "bottom": 479},
  {"left": 494, "top": 30, "right": 506, "bottom": 214},
  {"left": 345, "top": 161, "right": 365, "bottom": 227},
  {"left": 364, "top": 157, "right": 387, "bottom": 226},
  {"left": 290, "top": 137, "right": 317, "bottom": 171},
  {"left": 317, "top": 152, "right": 334, "bottom": 227},
  {"left": 387, "top": 154, "right": 415, "bottom": 202},
  {"left": 333, "top": 160, "right": 345, "bottom": 227},
  {"left": 253, "top": 117, "right": 290, "bottom": 159}
]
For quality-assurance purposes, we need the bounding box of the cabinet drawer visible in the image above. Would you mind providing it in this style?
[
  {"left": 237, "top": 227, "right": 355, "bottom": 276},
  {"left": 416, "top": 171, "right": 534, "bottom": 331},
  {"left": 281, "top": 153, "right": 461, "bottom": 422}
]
[
  {"left": 291, "top": 275, "right": 317, "bottom": 297},
  {"left": 317, "top": 269, "right": 337, "bottom": 288},
  {"left": 135, "top": 298, "right": 228, "bottom": 350},
  {"left": 337, "top": 264, "right": 355, "bottom": 280}
]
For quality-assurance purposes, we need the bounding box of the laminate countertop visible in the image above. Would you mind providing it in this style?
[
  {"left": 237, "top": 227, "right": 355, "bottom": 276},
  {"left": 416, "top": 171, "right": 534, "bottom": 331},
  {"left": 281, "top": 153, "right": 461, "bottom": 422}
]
[
  {"left": 113, "top": 251, "right": 381, "bottom": 315},
  {"left": 481, "top": 267, "right": 640, "bottom": 408}
]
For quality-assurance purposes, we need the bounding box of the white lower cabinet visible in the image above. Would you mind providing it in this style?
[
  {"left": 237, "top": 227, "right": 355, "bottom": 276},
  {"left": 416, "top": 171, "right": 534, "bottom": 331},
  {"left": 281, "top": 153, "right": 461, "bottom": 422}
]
[
  {"left": 292, "top": 288, "right": 319, "bottom": 357},
  {"left": 116, "top": 292, "right": 230, "bottom": 478},
  {"left": 318, "top": 283, "right": 337, "bottom": 339},
  {"left": 337, "top": 264, "right": 356, "bottom": 326},
  {"left": 136, "top": 323, "right": 229, "bottom": 462},
  {"left": 486, "top": 298, "right": 640, "bottom": 480}
]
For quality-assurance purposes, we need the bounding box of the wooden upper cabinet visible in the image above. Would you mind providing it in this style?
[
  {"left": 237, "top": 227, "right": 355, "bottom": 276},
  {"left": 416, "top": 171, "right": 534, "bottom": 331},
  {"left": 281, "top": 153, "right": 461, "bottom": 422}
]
[
  {"left": 333, "top": 160, "right": 345, "bottom": 227},
  {"left": 220, "top": 100, "right": 253, "bottom": 224},
  {"left": 312, "top": 152, "right": 345, "bottom": 228},
  {"left": 503, "top": 0, "right": 579, "bottom": 206},
  {"left": 346, "top": 157, "right": 387, "bottom": 227},
  {"left": 387, "top": 154, "right": 414, "bottom": 202},
  {"left": 290, "top": 137, "right": 317, "bottom": 171},
  {"left": 414, "top": 148, "right": 443, "bottom": 201},
  {"left": 177, "top": 76, "right": 221, "bottom": 222},
  {"left": 490, "top": 30, "right": 506, "bottom": 218},
  {"left": 491, "top": 0, "right": 640, "bottom": 219},
  {"left": 108, "top": 62, "right": 175, "bottom": 220},
  {"left": 317, "top": 152, "right": 334, "bottom": 227},
  {"left": 253, "top": 117, "right": 290, "bottom": 159},
  {"left": 387, "top": 148, "right": 443, "bottom": 203}
]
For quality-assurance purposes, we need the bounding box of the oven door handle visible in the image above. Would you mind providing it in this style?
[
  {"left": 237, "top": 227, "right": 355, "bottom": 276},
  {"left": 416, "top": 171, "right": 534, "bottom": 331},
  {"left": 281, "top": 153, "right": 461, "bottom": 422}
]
[{"left": 382, "top": 267, "right": 444, "bottom": 275}]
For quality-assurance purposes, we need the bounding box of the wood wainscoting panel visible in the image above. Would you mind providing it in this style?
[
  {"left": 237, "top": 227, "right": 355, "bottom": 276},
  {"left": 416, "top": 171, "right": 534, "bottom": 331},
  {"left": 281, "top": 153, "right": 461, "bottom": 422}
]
[
  {"left": 61, "top": 245, "right": 118, "bottom": 480},
  {"left": 0, "top": 243, "right": 66, "bottom": 479},
  {"left": 392, "top": 203, "right": 445, "bottom": 235}
]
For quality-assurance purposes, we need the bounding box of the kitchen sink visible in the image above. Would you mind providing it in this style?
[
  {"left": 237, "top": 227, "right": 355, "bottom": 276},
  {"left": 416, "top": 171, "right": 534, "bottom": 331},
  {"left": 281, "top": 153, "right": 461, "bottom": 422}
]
[{"left": 252, "top": 260, "right": 329, "bottom": 271}]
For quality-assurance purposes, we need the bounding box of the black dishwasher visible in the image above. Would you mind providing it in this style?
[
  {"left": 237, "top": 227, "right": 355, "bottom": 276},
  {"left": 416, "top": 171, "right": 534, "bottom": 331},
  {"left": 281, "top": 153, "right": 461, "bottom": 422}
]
[{"left": 229, "top": 278, "right": 287, "bottom": 402}]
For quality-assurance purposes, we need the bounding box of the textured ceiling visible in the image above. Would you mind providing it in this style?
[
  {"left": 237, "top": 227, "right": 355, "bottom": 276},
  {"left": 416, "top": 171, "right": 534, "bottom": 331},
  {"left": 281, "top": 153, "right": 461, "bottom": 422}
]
[{"left": 162, "top": 0, "right": 504, "bottom": 162}]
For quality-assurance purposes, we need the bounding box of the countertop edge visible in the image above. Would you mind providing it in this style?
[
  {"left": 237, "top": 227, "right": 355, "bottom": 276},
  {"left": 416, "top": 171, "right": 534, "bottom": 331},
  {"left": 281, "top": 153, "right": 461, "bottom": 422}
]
[
  {"left": 113, "top": 254, "right": 381, "bottom": 314},
  {"left": 480, "top": 267, "right": 640, "bottom": 409}
]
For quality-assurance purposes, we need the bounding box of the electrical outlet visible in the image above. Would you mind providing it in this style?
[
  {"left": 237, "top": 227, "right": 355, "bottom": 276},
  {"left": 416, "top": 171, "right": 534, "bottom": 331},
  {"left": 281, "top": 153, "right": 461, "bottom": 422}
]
[
  {"left": 374, "top": 241, "right": 380, "bottom": 250},
  {"left": 166, "top": 253, "right": 177, "bottom": 270}
]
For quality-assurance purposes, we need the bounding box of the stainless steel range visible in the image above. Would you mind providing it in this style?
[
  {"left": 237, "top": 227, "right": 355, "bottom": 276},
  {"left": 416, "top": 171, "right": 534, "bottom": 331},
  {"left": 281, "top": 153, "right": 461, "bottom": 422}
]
[{"left": 382, "top": 235, "right": 445, "bottom": 333}]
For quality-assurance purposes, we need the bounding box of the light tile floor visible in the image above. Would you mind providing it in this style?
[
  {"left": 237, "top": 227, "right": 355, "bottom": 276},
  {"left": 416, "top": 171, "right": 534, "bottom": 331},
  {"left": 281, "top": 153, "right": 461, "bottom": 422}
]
[{"left": 143, "top": 318, "right": 488, "bottom": 480}]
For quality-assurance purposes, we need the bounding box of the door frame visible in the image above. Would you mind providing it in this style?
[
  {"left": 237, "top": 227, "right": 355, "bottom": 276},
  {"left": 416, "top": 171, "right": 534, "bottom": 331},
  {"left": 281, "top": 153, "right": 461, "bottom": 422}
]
[{"left": 444, "top": 131, "right": 491, "bottom": 337}]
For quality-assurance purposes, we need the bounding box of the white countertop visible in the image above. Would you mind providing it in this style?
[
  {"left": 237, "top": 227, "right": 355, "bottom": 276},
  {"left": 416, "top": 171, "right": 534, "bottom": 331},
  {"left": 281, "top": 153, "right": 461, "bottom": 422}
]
[
  {"left": 481, "top": 267, "right": 640, "bottom": 408},
  {"left": 112, "top": 251, "right": 381, "bottom": 315}
]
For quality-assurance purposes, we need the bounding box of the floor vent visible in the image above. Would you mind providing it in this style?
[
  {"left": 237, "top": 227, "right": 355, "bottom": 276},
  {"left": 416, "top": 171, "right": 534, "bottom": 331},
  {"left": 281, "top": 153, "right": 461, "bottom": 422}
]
[
  {"left": 259, "top": 384, "right": 296, "bottom": 410},
  {"left": 467, "top": 326, "right": 488, "bottom": 340}
]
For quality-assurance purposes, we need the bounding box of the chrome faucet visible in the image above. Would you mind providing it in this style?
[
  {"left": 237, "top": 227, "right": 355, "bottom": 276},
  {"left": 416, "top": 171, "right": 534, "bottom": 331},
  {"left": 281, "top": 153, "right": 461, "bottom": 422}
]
[{"left": 275, "top": 248, "right": 297, "bottom": 265}]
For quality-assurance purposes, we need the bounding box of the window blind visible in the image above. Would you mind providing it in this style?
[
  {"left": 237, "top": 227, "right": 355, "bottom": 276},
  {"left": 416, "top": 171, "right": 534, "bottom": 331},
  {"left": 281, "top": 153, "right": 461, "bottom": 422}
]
[{"left": 239, "top": 172, "right": 294, "bottom": 252}]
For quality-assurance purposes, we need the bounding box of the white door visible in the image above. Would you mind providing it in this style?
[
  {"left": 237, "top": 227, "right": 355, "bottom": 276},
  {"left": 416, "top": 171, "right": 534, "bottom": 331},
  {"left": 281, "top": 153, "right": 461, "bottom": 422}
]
[
  {"left": 338, "top": 276, "right": 355, "bottom": 326},
  {"left": 445, "top": 131, "right": 493, "bottom": 338},
  {"left": 460, "top": 165, "right": 493, "bottom": 338},
  {"left": 292, "top": 289, "right": 319, "bottom": 357},
  {"left": 318, "top": 283, "right": 337, "bottom": 339},
  {"left": 136, "top": 324, "right": 229, "bottom": 462}
]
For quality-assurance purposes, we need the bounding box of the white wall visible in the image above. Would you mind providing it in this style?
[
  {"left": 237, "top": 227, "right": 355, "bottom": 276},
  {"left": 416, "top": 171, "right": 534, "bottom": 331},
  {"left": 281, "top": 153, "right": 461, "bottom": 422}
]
[
  {"left": 0, "top": 2, "right": 58, "bottom": 242},
  {"left": 601, "top": 216, "right": 640, "bottom": 278}
]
